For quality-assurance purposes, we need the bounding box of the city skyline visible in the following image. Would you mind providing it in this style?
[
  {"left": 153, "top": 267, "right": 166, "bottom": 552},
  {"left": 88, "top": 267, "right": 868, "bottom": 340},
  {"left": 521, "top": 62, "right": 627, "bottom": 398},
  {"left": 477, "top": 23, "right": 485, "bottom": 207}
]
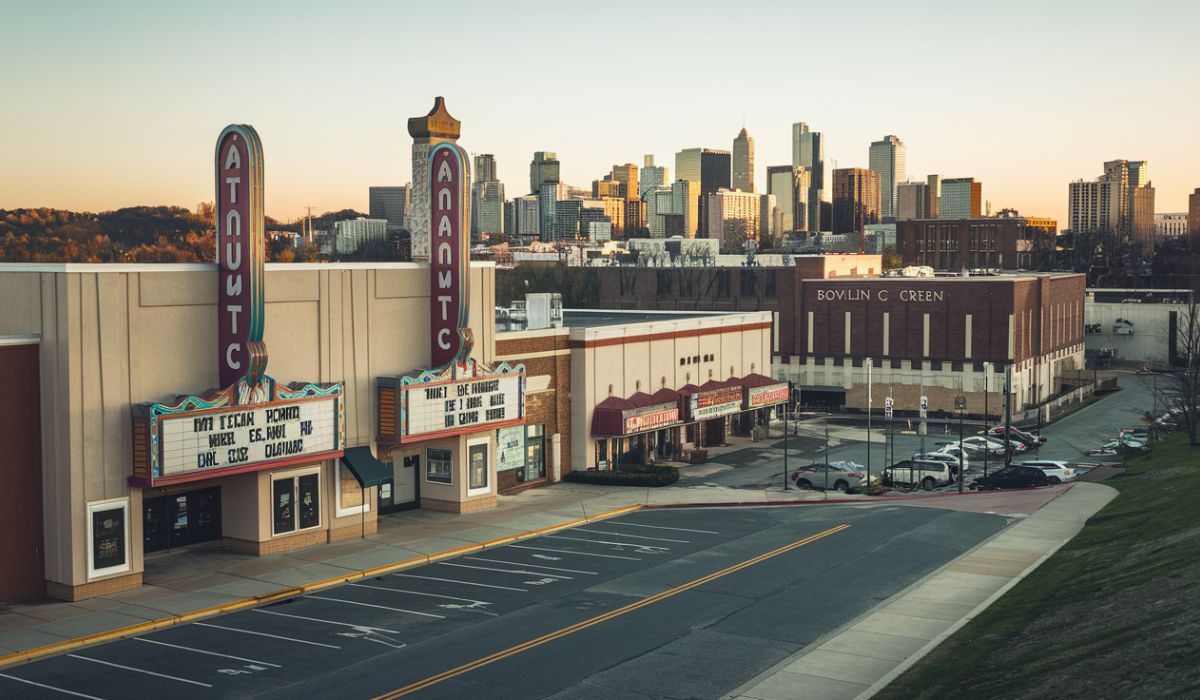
[{"left": 2, "top": 1, "right": 1197, "bottom": 226}]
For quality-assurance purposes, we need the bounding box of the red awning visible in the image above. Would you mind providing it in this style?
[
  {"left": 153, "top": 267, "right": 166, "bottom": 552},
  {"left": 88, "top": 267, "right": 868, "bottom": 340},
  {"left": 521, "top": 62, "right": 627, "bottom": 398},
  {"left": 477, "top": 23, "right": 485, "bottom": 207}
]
[{"left": 591, "top": 395, "right": 636, "bottom": 436}]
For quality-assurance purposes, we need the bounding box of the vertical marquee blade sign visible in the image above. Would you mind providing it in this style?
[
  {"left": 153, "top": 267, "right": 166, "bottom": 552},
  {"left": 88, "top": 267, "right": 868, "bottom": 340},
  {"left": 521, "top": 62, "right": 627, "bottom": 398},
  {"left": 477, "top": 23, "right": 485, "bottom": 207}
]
[
  {"left": 429, "top": 143, "right": 472, "bottom": 368},
  {"left": 215, "top": 125, "right": 268, "bottom": 391}
]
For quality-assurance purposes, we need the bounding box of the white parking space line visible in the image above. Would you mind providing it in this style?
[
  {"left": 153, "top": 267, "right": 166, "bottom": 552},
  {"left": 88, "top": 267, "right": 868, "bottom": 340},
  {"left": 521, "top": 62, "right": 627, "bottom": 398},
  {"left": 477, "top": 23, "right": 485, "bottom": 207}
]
[
  {"left": 0, "top": 673, "right": 105, "bottom": 699},
  {"left": 192, "top": 621, "right": 341, "bottom": 649},
  {"left": 252, "top": 608, "right": 401, "bottom": 632},
  {"left": 545, "top": 534, "right": 670, "bottom": 550},
  {"left": 67, "top": 654, "right": 212, "bottom": 688},
  {"left": 464, "top": 557, "right": 599, "bottom": 575},
  {"left": 350, "top": 583, "right": 489, "bottom": 605},
  {"left": 134, "top": 637, "right": 282, "bottom": 667},
  {"left": 392, "top": 573, "right": 526, "bottom": 592},
  {"left": 607, "top": 522, "right": 720, "bottom": 535},
  {"left": 571, "top": 528, "right": 690, "bottom": 543},
  {"left": 307, "top": 594, "right": 445, "bottom": 619},
  {"left": 507, "top": 544, "right": 641, "bottom": 561},
  {"left": 438, "top": 562, "right": 571, "bottom": 579}
]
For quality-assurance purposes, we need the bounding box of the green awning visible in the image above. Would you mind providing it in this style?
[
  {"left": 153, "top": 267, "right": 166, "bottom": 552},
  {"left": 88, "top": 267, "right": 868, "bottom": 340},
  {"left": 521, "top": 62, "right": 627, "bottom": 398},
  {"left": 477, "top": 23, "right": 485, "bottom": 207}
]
[{"left": 341, "top": 446, "right": 392, "bottom": 487}]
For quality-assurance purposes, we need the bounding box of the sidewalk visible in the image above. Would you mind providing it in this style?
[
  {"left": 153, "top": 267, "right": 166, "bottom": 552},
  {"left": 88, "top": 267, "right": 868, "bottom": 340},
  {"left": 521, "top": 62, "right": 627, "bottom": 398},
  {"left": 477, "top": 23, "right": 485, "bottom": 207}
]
[
  {"left": 726, "top": 481, "right": 1118, "bottom": 700},
  {"left": 0, "top": 478, "right": 833, "bottom": 662}
]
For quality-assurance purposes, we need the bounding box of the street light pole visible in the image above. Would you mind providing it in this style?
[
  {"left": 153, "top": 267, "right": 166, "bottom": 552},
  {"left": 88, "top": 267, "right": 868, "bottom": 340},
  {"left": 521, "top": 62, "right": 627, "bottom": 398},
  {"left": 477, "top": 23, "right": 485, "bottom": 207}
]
[
  {"left": 866, "top": 359, "right": 873, "bottom": 489},
  {"left": 782, "top": 383, "right": 791, "bottom": 491},
  {"left": 983, "top": 361, "right": 992, "bottom": 477},
  {"left": 956, "top": 395, "right": 966, "bottom": 493}
]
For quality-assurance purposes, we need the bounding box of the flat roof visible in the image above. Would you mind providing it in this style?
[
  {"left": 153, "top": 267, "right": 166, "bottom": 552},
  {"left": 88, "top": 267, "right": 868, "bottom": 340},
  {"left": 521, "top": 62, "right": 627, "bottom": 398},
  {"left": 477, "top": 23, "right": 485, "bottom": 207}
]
[{"left": 562, "top": 309, "right": 726, "bottom": 327}]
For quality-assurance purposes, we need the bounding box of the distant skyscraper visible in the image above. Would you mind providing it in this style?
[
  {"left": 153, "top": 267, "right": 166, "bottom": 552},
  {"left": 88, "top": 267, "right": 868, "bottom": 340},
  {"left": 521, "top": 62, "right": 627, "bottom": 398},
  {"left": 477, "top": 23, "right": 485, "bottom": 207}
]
[
  {"left": 474, "top": 154, "right": 497, "bottom": 184},
  {"left": 792, "top": 123, "right": 826, "bottom": 231},
  {"left": 939, "top": 178, "right": 982, "bottom": 219},
  {"left": 676, "top": 148, "right": 732, "bottom": 236},
  {"left": 766, "top": 165, "right": 809, "bottom": 232},
  {"left": 471, "top": 154, "right": 501, "bottom": 240},
  {"left": 832, "top": 168, "right": 882, "bottom": 235},
  {"left": 646, "top": 186, "right": 674, "bottom": 238},
  {"left": 1190, "top": 188, "right": 1200, "bottom": 236},
  {"left": 732, "top": 128, "right": 755, "bottom": 193},
  {"left": 333, "top": 217, "right": 389, "bottom": 256},
  {"left": 705, "top": 189, "right": 763, "bottom": 251},
  {"left": 611, "top": 163, "right": 638, "bottom": 201},
  {"left": 926, "top": 174, "right": 941, "bottom": 219},
  {"left": 895, "top": 181, "right": 925, "bottom": 221},
  {"left": 511, "top": 195, "right": 540, "bottom": 236},
  {"left": 369, "top": 185, "right": 410, "bottom": 232},
  {"left": 760, "top": 193, "right": 778, "bottom": 243},
  {"left": 537, "top": 182, "right": 566, "bottom": 239},
  {"left": 530, "top": 151, "right": 560, "bottom": 195},
  {"left": 593, "top": 178, "right": 622, "bottom": 199},
  {"left": 1068, "top": 160, "right": 1155, "bottom": 242},
  {"left": 868, "top": 135, "right": 906, "bottom": 220},
  {"left": 670, "top": 179, "right": 698, "bottom": 238},
  {"left": 407, "top": 97, "right": 461, "bottom": 261},
  {"left": 639, "top": 155, "right": 668, "bottom": 198}
]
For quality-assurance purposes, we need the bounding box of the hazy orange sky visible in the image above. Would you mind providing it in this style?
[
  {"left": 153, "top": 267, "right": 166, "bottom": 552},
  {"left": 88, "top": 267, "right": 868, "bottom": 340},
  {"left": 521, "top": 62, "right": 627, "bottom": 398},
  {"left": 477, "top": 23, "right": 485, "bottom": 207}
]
[{"left": 3, "top": 1, "right": 1198, "bottom": 226}]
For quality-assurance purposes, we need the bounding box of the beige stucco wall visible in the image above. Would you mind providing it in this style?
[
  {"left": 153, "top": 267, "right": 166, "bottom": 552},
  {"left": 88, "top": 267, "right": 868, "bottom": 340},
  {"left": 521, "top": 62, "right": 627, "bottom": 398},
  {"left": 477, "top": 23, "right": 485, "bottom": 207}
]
[
  {"left": 569, "top": 312, "right": 773, "bottom": 469},
  {"left": 0, "top": 261, "right": 496, "bottom": 589}
]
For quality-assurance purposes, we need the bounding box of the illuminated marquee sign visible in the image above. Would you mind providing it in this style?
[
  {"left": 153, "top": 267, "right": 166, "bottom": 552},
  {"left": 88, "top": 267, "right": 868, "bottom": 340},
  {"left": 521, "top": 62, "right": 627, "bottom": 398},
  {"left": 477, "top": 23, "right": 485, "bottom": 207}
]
[
  {"left": 429, "top": 143, "right": 472, "bottom": 368},
  {"left": 690, "top": 385, "right": 743, "bottom": 421},
  {"left": 215, "top": 125, "right": 267, "bottom": 388},
  {"left": 131, "top": 381, "right": 345, "bottom": 487},
  {"left": 623, "top": 405, "right": 680, "bottom": 434},
  {"left": 748, "top": 383, "right": 789, "bottom": 408},
  {"left": 404, "top": 374, "right": 524, "bottom": 438}
]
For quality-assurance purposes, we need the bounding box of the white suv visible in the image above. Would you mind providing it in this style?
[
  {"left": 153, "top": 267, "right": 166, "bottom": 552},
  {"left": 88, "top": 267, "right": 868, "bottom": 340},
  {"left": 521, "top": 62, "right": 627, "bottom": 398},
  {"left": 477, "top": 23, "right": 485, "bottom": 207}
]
[
  {"left": 1019, "top": 460, "right": 1076, "bottom": 484},
  {"left": 882, "top": 459, "right": 954, "bottom": 491}
]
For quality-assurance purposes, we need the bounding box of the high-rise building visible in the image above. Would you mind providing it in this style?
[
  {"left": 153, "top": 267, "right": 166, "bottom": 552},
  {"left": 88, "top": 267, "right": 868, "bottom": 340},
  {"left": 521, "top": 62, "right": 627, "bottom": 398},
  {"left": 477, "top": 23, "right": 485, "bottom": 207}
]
[
  {"left": 939, "top": 178, "right": 982, "bottom": 219},
  {"left": 831, "top": 168, "right": 882, "bottom": 235},
  {"left": 760, "top": 193, "right": 778, "bottom": 244},
  {"left": 368, "top": 185, "right": 410, "bottom": 232},
  {"left": 868, "top": 135, "right": 906, "bottom": 220},
  {"left": 407, "top": 97, "right": 461, "bottom": 261},
  {"left": 537, "top": 182, "right": 566, "bottom": 239},
  {"left": 474, "top": 154, "right": 497, "bottom": 184},
  {"left": 732, "top": 128, "right": 755, "bottom": 193},
  {"left": 704, "top": 189, "right": 763, "bottom": 251},
  {"left": 766, "top": 165, "right": 810, "bottom": 233},
  {"left": 530, "top": 151, "right": 561, "bottom": 195},
  {"left": 639, "top": 155, "right": 668, "bottom": 198},
  {"left": 1155, "top": 213, "right": 1189, "bottom": 238},
  {"left": 599, "top": 197, "right": 626, "bottom": 235},
  {"left": 512, "top": 195, "right": 540, "bottom": 236},
  {"left": 611, "top": 163, "right": 638, "bottom": 201},
  {"left": 1190, "top": 188, "right": 1200, "bottom": 236},
  {"left": 646, "top": 186, "right": 674, "bottom": 238},
  {"left": 625, "top": 199, "right": 645, "bottom": 232},
  {"left": 472, "top": 180, "right": 505, "bottom": 238},
  {"left": 675, "top": 148, "right": 732, "bottom": 236},
  {"left": 895, "top": 181, "right": 927, "bottom": 221},
  {"left": 553, "top": 199, "right": 608, "bottom": 241},
  {"left": 792, "top": 123, "right": 826, "bottom": 231},
  {"left": 1068, "top": 160, "right": 1155, "bottom": 242},
  {"left": 593, "top": 178, "right": 622, "bottom": 199},
  {"left": 333, "top": 217, "right": 389, "bottom": 256},
  {"left": 671, "top": 180, "right": 697, "bottom": 238},
  {"left": 926, "top": 174, "right": 941, "bottom": 220}
]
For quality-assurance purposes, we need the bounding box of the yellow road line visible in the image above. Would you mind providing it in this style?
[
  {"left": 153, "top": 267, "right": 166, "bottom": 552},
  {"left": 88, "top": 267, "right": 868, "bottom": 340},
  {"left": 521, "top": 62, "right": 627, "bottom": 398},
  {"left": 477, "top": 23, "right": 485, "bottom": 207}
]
[{"left": 374, "top": 523, "right": 852, "bottom": 699}]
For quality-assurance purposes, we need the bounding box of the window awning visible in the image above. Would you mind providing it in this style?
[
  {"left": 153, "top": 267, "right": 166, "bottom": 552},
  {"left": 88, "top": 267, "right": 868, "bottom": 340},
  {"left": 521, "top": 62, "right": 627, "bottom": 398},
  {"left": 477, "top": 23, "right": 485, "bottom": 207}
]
[{"left": 340, "top": 446, "right": 392, "bottom": 487}]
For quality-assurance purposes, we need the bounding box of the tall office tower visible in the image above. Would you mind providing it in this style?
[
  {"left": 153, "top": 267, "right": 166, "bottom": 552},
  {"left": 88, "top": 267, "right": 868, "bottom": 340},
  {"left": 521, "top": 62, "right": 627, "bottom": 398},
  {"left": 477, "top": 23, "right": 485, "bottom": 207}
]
[
  {"left": 530, "top": 151, "right": 561, "bottom": 195},
  {"left": 926, "top": 174, "right": 941, "bottom": 219},
  {"left": 369, "top": 185, "right": 411, "bottom": 232},
  {"left": 766, "top": 165, "right": 810, "bottom": 232},
  {"left": 895, "top": 181, "right": 928, "bottom": 220},
  {"left": 333, "top": 217, "right": 389, "bottom": 256},
  {"left": 705, "top": 189, "right": 763, "bottom": 250},
  {"left": 626, "top": 199, "right": 645, "bottom": 231},
  {"left": 639, "top": 155, "right": 668, "bottom": 198},
  {"left": 537, "top": 182, "right": 566, "bottom": 239},
  {"left": 732, "top": 128, "right": 755, "bottom": 193},
  {"left": 1068, "top": 160, "right": 1155, "bottom": 241},
  {"left": 792, "top": 122, "right": 826, "bottom": 231},
  {"left": 646, "top": 186, "right": 674, "bottom": 238},
  {"left": 407, "top": 97, "right": 461, "bottom": 261},
  {"left": 593, "top": 178, "right": 622, "bottom": 198},
  {"left": 671, "top": 179, "right": 698, "bottom": 238},
  {"left": 939, "top": 178, "right": 982, "bottom": 219},
  {"left": 598, "top": 197, "right": 625, "bottom": 235},
  {"left": 868, "top": 135, "right": 906, "bottom": 220},
  {"left": 1190, "top": 188, "right": 1200, "bottom": 236},
  {"left": 512, "top": 195, "right": 540, "bottom": 236},
  {"left": 831, "top": 168, "right": 882, "bottom": 234},
  {"left": 471, "top": 181, "right": 505, "bottom": 239},
  {"left": 474, "top": 154, "right": 497, "bottom": 184},
  {"left": 611, "top": 163, "right": 638, "bottom": 201},
  {"left": 760, "top": 193, "right": 778, "bottom": 242},
  {"left": 675, "top": 148, "right": 732, "bottom": 236}
]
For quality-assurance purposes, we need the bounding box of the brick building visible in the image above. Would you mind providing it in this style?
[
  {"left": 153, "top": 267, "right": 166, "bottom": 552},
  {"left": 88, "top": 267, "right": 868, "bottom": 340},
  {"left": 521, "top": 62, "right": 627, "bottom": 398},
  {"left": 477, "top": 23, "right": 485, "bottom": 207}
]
[
  {"left": 493, "top": 327, "right": 571, "bottom": 493},
  {"left": 897, "top": 217, "right": 1058, "bottom": 270}
]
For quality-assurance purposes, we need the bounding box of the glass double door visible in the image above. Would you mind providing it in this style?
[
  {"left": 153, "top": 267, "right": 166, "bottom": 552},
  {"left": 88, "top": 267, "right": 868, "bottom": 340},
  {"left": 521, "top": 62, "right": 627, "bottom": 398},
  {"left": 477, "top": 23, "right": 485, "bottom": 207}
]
[{"left": 143, "top": 487, "right": 221, "bottom": 554}]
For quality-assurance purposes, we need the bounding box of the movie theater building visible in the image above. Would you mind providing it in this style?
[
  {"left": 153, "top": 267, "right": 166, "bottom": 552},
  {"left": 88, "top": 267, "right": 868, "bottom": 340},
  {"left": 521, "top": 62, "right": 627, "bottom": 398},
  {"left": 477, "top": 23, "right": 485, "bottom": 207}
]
[
  {"left": 0, "top": 260, "right": 504, "bottom": 600},
  {"left": 774, "top": 273, "right": 1086, "bottom": 416}
]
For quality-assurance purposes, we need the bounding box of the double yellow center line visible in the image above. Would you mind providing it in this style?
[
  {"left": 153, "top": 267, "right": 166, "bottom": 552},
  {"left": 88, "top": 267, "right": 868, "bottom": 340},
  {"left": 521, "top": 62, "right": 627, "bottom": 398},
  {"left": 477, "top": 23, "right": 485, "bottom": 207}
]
[{"left": 374, "top": 522, "right": 851, "bottom": 698}]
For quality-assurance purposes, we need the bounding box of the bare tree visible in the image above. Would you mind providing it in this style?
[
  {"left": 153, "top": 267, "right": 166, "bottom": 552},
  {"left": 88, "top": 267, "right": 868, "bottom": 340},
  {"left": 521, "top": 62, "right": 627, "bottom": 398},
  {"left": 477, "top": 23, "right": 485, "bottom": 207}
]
[{"left": 1158, "top": 288, "right": 1200, "bottom": 446}]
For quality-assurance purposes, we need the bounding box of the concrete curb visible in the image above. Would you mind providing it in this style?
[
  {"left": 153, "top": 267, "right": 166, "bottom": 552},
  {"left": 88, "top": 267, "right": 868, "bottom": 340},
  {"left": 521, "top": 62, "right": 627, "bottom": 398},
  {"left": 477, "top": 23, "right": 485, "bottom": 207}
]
[{"left": 0, "top": 503, "right": 644, "bottom": 670}]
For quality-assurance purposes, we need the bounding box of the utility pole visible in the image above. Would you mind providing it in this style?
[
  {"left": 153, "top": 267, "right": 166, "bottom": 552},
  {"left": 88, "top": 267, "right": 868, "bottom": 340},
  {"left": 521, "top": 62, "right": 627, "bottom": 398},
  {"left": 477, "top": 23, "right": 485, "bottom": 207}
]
[
  {"left": 783, "top": 382, "right": 792, "bottom": 491},
  {"left": 824, "top": 416, "right": 831, "bottom": 491},
  {"left": 1003, "top": 362, "right": 1013, "bottom": 470},
  {"left": 983, "top": 361, "right": 992, "bottom": 477},
  {"left": 866, "top": 359, "right": 873, "bottom": 488},
  {"left": 956, "top": 395, "right": 966, "bottom": 493}
]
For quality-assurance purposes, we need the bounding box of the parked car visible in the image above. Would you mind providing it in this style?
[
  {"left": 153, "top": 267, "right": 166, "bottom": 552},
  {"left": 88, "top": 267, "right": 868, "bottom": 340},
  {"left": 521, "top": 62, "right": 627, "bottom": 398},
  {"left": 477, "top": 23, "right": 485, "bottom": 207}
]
[
  {"left": 1019, "top": 460, "right": 1076, "bottom": 484},
  {"left": 971, "top": 465, "right": 1049, "bottom": 490},
  {"left": 882, "top": 459, "right": 953, "bottom": 491},
  {"left": 986, "top": 425, "right": 1046, "bottom": 446},
  {"left": 959, "top": 436, "right": 1018, "bottom": 456},
  {"left": 790, "top": 462, "right": 865, "bottom": 492},
  {"left": 914, "top": 451, "right": 967, "bottom": 478}
]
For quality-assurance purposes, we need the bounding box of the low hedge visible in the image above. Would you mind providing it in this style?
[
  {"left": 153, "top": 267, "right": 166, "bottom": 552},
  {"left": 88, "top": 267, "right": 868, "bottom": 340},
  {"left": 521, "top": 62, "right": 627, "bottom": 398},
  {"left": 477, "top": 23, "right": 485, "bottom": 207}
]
[{"left": 564, "top": 464, "right": 680, "bottom": 487}]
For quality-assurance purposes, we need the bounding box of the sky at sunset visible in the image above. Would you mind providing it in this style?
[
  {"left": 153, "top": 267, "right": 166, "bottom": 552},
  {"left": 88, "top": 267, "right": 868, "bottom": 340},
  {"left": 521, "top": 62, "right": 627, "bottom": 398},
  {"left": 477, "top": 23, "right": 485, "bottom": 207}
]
[{"left": 3, "top": 0, "right": 1198, "bottom": 226}]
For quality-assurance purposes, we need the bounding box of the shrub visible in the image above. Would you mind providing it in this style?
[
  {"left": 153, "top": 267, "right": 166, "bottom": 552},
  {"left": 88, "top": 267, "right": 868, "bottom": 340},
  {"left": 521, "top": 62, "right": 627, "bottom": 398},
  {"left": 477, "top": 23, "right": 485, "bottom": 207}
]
[{"left": 564, "top": 464, "right": 680, "bottom": 487}]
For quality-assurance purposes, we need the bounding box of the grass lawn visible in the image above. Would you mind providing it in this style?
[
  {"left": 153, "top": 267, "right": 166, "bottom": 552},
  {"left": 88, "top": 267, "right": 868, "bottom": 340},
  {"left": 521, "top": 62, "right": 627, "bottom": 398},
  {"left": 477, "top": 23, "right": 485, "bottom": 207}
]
[{"left": 874, "top": 434, "right": 1200, "bottom": 700}]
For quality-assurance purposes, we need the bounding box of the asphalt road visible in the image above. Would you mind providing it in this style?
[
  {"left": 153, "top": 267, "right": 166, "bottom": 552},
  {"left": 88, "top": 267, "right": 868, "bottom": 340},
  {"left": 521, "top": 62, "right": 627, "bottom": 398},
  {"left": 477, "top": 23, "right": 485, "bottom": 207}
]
[
  {"left": 686, "top": 373, "right": 1157, "bottom": 490},
  {"left": 1, "top": 505, "right": 1010, "bottom": 699}
]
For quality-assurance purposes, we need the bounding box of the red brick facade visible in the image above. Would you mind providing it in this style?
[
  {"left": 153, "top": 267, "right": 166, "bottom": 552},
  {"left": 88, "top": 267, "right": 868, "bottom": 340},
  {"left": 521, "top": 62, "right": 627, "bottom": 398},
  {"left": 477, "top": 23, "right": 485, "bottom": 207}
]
[
  {"left": 897, "top": 217, "right": 1058, "bottom": 271},
  {"left": 494, "top": 330, "right": 572, "bottom": 493}
]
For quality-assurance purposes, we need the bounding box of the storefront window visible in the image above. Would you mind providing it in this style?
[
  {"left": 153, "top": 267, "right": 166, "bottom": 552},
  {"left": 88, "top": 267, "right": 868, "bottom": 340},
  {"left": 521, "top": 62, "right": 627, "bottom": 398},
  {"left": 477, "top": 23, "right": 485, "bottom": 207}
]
[
  {"left": 469, "top": 443, "right": 488, "bottom": 491},
  {"left": 526, "top": 424, "right": 545, "bottom": 480},
  {"left": 273, "top": 478, "right": 295, "bottom": 535},
  {"left": 426, "top": 448, "right": 452, "bottom": 484},
  {"left": 298, "top": 474, "right": 320, "bottom": 530},
  {"left": 273, "top": 469, "right": 322, "bottom": 536}
]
